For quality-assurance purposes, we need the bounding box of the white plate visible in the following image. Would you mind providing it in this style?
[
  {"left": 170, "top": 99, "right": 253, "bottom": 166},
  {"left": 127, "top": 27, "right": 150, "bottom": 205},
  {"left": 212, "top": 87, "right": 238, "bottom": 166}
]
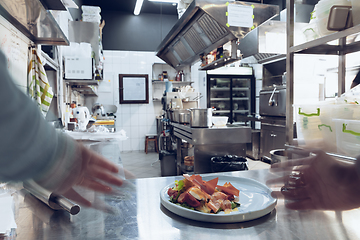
[{"left": 160, "top": 175, "right": 277, "bottom": 223}]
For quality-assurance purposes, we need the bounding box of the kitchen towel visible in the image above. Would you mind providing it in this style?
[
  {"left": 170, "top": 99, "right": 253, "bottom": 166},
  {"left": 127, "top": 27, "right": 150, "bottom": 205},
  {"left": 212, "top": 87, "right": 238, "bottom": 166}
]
[{"left": 27, "top": 48, "right": 54, "bottom": 115}]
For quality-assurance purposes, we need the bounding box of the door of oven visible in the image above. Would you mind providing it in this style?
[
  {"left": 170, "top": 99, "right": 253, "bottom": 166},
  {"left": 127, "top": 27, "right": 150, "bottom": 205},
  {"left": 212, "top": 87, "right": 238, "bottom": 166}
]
[
  {"left": 260, "top": 122, "right": 286, "bottom": 159},
  {"left": 259, "top": 87, "right": 286, "bottom": 117}
]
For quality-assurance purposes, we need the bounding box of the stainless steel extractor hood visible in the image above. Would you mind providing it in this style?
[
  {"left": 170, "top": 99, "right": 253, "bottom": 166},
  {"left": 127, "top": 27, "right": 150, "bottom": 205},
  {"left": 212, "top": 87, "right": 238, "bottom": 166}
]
[
  {"left": 0, "top": 0, "right": 69, "bottom": 45},
  {"left": 156, "top": 0, "right": 279, "bottom": 70}
]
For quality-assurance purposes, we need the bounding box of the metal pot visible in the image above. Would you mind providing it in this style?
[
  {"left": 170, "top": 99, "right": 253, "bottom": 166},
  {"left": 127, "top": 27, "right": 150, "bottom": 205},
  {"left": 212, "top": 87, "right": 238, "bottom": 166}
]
[
  {"left": 173, "top": 109, "right": 189, "bottom": 123},
  {"left": 179, "top": 112, "right": 190, "bottom": 123},
  {"left": 270, "top": 149, "right": 288, "bottom": 163},
  {"left": 189, "top": 108, "right": 212, "bottom": 128},
  {"left": 171, "top": 110, "right": 177, "bottom": 122},
  {"left": 167, "top": 109, "right": 175, "bottom": 122}
]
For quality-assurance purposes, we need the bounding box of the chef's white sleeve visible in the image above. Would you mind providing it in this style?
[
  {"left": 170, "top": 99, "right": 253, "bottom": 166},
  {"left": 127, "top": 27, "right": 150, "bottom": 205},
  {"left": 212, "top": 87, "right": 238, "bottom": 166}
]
[{"left": 0, "top": 50, "right": 78, "bottom": 190}]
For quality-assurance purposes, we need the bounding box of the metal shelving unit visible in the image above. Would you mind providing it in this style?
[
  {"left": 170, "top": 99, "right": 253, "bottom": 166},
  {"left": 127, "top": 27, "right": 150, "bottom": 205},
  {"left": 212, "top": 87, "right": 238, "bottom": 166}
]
[
  {"left": 152, "top": 80, "right": 194, "bottom": 84},
  {"left": 286, "top": 0, "right": 360, "bottom": 160},
  {"left": 152, "top": 80, "right": 194, "bottom": 101},
  {"left": 198, "top": 56, "right": 241, "bottom": 71}
]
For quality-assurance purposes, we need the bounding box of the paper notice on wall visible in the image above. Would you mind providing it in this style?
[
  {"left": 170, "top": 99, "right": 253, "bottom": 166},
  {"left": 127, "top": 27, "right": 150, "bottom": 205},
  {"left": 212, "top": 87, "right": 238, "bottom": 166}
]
[
  {"left": 0, "top": 15, "right": 29, "bottom": 90},
  {"left": 227, "top": 4, "right": 253, "bottom": 28},
  {"left": 123, "top": 77, "right": 146, "bottom": 101}
]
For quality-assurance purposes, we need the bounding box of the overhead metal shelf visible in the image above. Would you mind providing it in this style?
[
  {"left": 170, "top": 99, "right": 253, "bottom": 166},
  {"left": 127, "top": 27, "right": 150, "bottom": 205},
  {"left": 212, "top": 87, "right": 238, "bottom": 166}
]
[
  {"left": 199, "top": 56, "right": 241, "bottom": 71},
  {"left": 0, "top": 0, "right": 69, "bottom": 46},
  {"left": 289, "top": 24, "right": 360, "bottom": 55},
  {"left": 64, "top": 79, "right": 100, "bottom": 86},
  {"left": 152, "top": 80, "right": 194, "bottom": 84},
  {"left": 71, "top": 86, "right": 98, "bottom": 97}
]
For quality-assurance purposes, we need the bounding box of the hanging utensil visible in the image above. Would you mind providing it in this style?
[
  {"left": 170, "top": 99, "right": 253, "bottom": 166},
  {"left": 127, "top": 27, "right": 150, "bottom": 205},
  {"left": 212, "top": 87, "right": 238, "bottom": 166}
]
[{"left": 192, "top": 94, "right": 203, "bottom": 101}]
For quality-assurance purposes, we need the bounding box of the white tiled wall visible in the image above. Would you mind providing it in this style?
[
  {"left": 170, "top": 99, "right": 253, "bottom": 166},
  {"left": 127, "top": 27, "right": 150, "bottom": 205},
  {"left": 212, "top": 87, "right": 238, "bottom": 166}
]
[{"left": 101, "top": 50, "right": 164, "bottom": 151}]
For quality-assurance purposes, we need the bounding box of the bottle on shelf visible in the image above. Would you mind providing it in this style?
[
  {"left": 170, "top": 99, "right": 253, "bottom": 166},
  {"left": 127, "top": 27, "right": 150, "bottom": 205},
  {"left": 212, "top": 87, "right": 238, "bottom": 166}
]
[
  {"left": 180, "top": 70, "right": 184, "bottom": 82},
  {"left": 163, "top": 71, "right": 168, "bottom": 81}
]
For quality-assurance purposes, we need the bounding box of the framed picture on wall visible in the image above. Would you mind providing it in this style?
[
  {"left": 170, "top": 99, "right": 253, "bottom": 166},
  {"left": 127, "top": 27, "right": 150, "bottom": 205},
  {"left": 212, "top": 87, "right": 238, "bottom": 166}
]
[{"left": 119, "top": 74, "right": 149, "bottom": 104}]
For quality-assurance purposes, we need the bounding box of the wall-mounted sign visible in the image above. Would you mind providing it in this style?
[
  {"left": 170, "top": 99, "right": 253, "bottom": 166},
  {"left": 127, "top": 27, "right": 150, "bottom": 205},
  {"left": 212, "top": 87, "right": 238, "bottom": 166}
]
[
  {"left": 119, "top": 74, "right": 149, "bottom": 104},
  {"left": 227, "top": 4, "right": 254, "bottom": 28}
]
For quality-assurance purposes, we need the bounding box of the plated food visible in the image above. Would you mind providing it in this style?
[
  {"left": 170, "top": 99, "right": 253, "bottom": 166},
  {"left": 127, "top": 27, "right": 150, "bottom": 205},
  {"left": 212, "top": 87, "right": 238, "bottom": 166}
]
[
  {"left": 167, "top": 174, "right": 240, "bottom": 214},
  {"left": 160, "top": 175, "right": 277, "bottom": 223}
]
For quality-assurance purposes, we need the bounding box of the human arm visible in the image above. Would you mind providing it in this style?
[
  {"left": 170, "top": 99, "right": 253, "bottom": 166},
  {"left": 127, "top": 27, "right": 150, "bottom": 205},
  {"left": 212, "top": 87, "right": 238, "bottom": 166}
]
[
  {"left": 267, "top": 150, "right": 360, "bottom": 211},
  {"left": 0, "top": 50, "right": 132, "bottom": 206}
]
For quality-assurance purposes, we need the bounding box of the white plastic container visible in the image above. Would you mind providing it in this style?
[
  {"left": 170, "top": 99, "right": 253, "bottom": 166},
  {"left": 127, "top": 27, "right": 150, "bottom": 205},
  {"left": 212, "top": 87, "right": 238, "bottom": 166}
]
[
  {"left": 316, "top": 15, "right": 337, "bottom": 36},
  {"left": 81, "top": 5, "right": 101, "bottom": 15},
  {"left": 294, "top": 102, "right": 354, "bottom": 148},
  {"left": 314, "top": 0, "right": 351, "bottom": 18},
  {"left": 212, "top": 116, "right": 228, "bottom": 127},
  {"left": 82, "top": 14, "right": 101, "bottom": 23},
  {"left": 333, "top": 119, "right": 360, "bottom": 157},
  {"left": 302, "top": 22, "right": 321, "bottom": 41},
  {"left": 294, "top": 104, "right": 324, "bottom": 146},
  {"left": 311, "top": 0, "right": 352, "bottom": 37}
]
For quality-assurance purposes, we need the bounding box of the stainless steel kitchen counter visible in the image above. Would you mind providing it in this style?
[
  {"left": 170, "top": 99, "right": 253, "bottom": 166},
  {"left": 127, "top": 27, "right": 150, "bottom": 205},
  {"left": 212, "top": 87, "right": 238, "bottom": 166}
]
[
  {"left": 171, "top": 123, "right": 251, "bottom": 174},
  {"left": 10, "top": 170, "right": 360, "bottom": 240},
  {"left": 7, "top": 141, "right": 360, "bottom": 239}
]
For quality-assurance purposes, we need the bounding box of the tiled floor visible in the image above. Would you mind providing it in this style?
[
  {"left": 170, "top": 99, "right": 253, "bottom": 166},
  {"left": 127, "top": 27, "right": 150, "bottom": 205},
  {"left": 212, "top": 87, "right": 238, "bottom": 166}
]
[
  {"left": 120, "top": 150, "right": 271, "bottom": 179},
  {"left": 121, "top": 151, "right": 161, "bottom": 178}
]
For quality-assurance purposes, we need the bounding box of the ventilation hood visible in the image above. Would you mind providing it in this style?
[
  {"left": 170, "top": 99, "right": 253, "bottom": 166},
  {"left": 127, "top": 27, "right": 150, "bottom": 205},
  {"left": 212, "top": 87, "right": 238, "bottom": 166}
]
[
  {"left": 0, "top": 0, "right": 69, "bottom": 45},
  {"left": 156, "top": 0, "right": 279, "bottom": 70}
]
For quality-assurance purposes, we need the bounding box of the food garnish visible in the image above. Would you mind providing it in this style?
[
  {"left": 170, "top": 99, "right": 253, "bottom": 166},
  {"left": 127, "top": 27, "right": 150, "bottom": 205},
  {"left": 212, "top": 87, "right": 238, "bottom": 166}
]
[{"left": 167, "top": 174, "right": 240, "bottom": 214}]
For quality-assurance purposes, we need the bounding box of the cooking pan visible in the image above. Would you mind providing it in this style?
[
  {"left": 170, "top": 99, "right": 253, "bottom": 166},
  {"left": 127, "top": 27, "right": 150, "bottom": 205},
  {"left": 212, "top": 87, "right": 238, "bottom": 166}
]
[{"left": 189, "top": 108, "right": 212, "bottom": 128}]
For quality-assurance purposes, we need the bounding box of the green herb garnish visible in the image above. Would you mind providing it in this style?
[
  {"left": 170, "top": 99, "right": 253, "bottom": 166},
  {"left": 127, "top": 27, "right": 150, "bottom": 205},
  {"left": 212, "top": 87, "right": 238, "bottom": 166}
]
[{"left": 231, "top": 201, "right": 240, "bottom": 209}]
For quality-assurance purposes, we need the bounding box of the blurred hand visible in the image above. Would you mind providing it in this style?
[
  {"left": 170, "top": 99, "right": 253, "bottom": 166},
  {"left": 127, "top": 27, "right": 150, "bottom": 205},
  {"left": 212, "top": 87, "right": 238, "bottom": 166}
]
[
  {"left": 40, "top": 143, "right": 135, "bottom": 207},
  {"left": 267, "top": 150, "right": 360, "bottom": 211}
]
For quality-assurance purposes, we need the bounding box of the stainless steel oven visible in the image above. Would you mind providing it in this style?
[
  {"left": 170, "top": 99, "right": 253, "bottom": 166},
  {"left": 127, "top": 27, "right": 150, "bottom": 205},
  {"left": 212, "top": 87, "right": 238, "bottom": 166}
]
[
  {"left": 259, "top": 86, "right": 286, "bottom": 117},
  {"left": 259, "top": 85, "right": 287, "bottom": 162}
]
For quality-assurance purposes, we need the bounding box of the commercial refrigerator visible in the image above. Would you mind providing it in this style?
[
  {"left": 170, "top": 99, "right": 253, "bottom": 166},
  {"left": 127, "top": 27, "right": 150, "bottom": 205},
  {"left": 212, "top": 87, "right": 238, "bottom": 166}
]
[{"left": 206, "top": 68, "right": 255, "bottom": 126}]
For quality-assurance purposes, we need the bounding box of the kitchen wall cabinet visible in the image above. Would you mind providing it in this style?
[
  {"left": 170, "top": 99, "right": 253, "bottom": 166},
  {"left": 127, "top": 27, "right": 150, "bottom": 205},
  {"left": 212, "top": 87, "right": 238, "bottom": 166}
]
[{"left": 286, "top": 0, "right": 360, "bottom": 160}]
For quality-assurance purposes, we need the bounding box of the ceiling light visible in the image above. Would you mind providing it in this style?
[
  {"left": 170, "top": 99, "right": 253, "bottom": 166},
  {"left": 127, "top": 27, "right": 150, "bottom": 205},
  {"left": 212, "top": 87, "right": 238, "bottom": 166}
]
[
  {"left": 148, "top": 0, "right": 178, "bottom": 3},
  {"left": 134, "top": 0, "right": 144, "bottom": 15}
]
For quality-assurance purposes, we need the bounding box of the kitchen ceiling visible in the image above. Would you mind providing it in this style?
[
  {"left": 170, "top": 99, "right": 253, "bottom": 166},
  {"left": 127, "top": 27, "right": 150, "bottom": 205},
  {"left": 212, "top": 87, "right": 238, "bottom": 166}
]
[{"left": 80, "top": 0, "right": 178, "bottom": 15}]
